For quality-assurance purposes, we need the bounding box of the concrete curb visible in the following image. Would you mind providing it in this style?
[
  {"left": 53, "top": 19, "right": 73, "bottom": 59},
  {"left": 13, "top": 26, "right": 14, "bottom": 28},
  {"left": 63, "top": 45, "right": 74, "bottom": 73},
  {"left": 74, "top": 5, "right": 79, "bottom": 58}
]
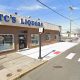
[
  {"left": 0, "top": 52, "right": 48, "bottom": 80},
  {"left": 13, "top": 60, "right": 48, "bottom": 80}
]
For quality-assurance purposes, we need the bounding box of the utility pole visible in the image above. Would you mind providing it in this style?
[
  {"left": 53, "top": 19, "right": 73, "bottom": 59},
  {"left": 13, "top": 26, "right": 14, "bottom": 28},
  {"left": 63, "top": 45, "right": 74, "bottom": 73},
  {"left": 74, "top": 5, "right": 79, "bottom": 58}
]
[
  {"left": 70, "top": 20, "right": 72, "bottom": 38},
  {"left": 69, "top": 6, "right": 74, "bottom": 39}
]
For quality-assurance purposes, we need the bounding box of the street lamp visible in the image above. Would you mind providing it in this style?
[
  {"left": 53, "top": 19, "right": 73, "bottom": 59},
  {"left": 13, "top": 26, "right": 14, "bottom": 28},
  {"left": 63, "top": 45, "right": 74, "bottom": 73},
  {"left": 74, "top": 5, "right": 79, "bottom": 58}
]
[{"left": 38, "top": 27, "right": 44, "bottom": 59}]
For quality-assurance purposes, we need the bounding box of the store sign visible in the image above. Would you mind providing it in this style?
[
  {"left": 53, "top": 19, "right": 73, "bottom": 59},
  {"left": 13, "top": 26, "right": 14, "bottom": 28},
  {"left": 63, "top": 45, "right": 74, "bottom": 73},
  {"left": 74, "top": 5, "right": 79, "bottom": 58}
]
[
  {"left": 0, "top": 14, "right": 43, "bottom": 27},
  {"left": 0, "top": 14, "right": 16, "bottom": 23},
  {"left": 20, "top": 18, "right": 43, "bottom": 26}
]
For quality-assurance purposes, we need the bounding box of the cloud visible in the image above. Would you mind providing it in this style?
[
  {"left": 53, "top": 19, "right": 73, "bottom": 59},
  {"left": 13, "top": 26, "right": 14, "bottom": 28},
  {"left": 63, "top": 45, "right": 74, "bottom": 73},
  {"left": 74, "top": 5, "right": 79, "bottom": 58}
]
[
  {"left": 17, "top": 4, "right": 57, "bottom": 11},
  {"left": 0, "top": 4, "right": 57, "bottom": 12},
  {"left": 17, "top": 4, "right": 46, "bottom": 11},
  {"left": 72, "top": 7, "right": 80, "bottom": 10},
  {"left": 69, "top": 6, "right": 80, "bottom": 10},
  {"left": 52, "top": 6, "right": 57, "bottom": 10}
]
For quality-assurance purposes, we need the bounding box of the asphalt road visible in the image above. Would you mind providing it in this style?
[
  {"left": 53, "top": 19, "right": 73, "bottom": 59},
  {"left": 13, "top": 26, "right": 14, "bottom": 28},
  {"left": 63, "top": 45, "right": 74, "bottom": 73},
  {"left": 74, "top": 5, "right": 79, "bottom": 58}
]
[{"left": 18, "top": 43, "right": 80, "bottom": 80}]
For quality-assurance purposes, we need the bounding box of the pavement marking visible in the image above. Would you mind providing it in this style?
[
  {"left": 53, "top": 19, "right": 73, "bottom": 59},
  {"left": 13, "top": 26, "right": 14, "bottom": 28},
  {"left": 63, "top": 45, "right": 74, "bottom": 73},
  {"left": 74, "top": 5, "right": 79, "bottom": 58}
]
[
  {"left": 78, "top": 58, "right": 80, "bottom": 62},
  {"left": 53, "top": 51, "right": 61, "bottom": 54},
  {"left": 65, "top": 53, "right": 76, "bottom": 59}
]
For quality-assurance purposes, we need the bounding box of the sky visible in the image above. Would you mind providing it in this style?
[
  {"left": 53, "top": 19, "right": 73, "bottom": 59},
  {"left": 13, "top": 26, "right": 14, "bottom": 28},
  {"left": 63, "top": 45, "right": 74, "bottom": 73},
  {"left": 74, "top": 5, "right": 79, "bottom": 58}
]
[{"left": 0, "top": 0, "right": 80, "bottom": 32}]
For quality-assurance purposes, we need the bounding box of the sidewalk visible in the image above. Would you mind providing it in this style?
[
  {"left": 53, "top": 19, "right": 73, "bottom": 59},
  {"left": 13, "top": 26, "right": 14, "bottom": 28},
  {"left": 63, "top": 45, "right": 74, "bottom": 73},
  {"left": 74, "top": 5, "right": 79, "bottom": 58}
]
[
  {"left": 0, "top": 42, "right": 78, "bottom": 80},
  {"left": 17, "top": 42, "right": 77, "bottom": 60},
  {"left": 0, "top": 53, "right": 47, "bottom": 80}
]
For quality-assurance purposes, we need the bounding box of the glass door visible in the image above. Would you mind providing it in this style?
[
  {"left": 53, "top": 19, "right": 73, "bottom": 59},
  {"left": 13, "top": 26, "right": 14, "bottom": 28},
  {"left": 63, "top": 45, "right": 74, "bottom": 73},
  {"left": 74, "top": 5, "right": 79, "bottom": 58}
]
[{"left": 19, "top": 35, "right": 27, "bottom": 49}]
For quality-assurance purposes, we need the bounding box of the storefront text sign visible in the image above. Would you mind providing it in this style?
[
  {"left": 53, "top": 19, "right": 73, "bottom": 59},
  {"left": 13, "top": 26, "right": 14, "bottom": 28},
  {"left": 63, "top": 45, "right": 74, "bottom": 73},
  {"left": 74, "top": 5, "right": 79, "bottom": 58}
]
[{"left": 0, "top": 14, "right": 43, "bottom": 27}]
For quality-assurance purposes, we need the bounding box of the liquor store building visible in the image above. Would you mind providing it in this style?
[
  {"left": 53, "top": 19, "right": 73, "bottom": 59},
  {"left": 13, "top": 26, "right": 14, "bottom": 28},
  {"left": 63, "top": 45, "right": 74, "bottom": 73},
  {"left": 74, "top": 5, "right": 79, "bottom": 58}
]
[{"left": 0, "top": 12, "right": 60, "bottom": 53}]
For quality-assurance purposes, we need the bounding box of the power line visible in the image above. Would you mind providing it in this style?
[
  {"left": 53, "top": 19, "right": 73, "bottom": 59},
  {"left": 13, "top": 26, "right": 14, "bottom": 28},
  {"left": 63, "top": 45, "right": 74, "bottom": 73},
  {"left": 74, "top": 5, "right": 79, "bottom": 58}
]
[
  {"left": 36, "top": 0, "right": 80, "bottom": 33},
  {"left": 36, "top": 0, "right": 71, "bottom": 20}
]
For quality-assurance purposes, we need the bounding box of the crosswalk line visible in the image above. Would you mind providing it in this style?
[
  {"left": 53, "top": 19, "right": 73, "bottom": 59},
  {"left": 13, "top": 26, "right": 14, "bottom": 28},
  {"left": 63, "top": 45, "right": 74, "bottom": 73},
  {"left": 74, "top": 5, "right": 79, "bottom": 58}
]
[
  {"left": 78, "top": 58, "right": 80, "bottom": 62},
  {"left": 65, "top": 53, "right": 76, "bottom": 59}
]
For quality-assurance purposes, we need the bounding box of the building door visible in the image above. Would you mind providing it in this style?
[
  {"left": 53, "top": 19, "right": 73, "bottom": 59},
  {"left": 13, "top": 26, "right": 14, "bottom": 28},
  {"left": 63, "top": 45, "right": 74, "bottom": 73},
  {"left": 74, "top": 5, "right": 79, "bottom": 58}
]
[{"left": 19, "top": 35, "right": 27, "bottom": 49}]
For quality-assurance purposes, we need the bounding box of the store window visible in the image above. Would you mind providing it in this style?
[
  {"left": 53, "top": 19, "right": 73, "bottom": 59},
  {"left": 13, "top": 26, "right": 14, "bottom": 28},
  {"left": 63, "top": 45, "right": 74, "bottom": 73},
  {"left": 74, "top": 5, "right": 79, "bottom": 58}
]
[
  {"left": 0, "top": 34, "right": 14, "bottom": 52},
  {"left": 45, "top": 33, "right": 51, "bottom": 40},
  {"left": 31, "top": 34, "right": 39, "bottom": 46}
]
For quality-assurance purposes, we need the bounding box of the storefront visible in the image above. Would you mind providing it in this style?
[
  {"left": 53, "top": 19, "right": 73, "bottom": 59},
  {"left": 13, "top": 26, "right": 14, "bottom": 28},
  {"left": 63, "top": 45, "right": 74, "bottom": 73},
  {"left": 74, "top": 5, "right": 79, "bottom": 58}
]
[{"left": 0, "top": 12, "right": 60, "bottom": 53}]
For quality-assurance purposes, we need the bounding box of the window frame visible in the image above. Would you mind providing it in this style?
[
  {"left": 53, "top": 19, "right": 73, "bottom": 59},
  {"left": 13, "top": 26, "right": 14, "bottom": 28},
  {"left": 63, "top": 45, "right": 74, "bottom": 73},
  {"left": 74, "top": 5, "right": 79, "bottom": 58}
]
[
  {"left": 45, "top": 33, "right": 52, "bottom": 40},
  {"left": 31, "top": 34, "right": 39, "bottom": 46},
  {"left": 0, "top": 34, "right": 14, "bottom": 52}
]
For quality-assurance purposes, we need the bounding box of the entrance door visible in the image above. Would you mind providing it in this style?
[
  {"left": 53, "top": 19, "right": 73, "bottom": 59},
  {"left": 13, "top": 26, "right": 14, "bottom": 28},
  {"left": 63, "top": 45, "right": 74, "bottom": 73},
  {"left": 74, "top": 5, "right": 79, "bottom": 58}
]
[{"left": 19, "top": 35, "right": 27, "bottom": 49}]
